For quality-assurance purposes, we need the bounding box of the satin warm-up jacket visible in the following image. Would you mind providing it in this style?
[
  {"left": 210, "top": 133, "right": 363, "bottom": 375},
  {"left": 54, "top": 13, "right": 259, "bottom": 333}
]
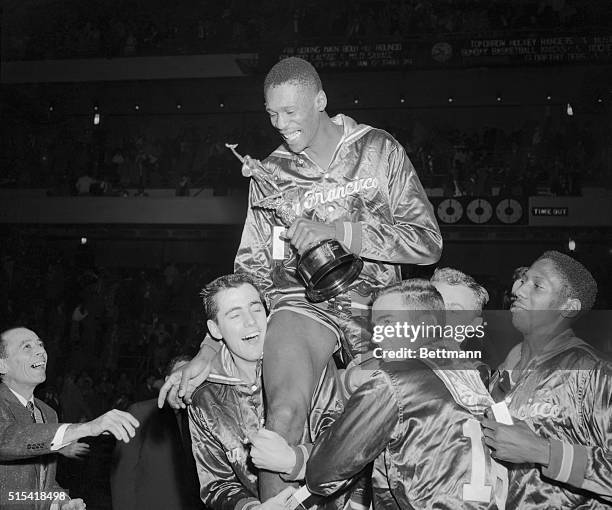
[
  {"left": 491, "top": 329, "right": 612, "bottom": 508},
  {"left": 188, "top": 346, "right": 346, "bottom": 510},
  {"left": 305, "top": 341, "right": 508, "bottom": 509},
  {"left": 234, "top": 114, "right": 442, "bottom": 303}
]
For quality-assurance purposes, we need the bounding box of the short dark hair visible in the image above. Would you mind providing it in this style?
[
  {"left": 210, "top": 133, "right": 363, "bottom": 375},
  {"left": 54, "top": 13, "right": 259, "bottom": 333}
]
[
  {"left": 264, "top": 57, "right": 322, "bottom": 95},
  {"left": 512, "top": 266, "right": 528, "bottom": 282},
  {"left": 164, "top": 354, "right": 192, "bottom": 378},
  {"left": 200, "top": 273, "right": 264, "bottom": 322},
  {"left": 374, "top": 279, "right": 446, "bottom": 324},
  {"left": 431, "top": 267, "right": 490, "bottom": 310},
  {"left": 536, "top": 251, "right": 597, "bottom": 312}
]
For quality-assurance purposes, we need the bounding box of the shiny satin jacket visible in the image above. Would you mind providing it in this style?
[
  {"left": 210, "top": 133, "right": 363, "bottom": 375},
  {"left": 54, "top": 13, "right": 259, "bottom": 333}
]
[
  {"left": 234, "top": 114, "right": 442, "bottom": 301},
  {"left": 188, "top": 346, "right": 345, "bottom": 510},
  {"left": 491, "top": 330, "right": 612, "bottom": 508},
  {"left": 306, "top": 346, "right": 506, "bottom": 510}
]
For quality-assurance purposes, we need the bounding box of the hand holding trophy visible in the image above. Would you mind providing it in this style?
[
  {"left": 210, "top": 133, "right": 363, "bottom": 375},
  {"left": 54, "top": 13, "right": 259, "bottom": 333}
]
[{"left": 226, "top": 143, "right": 363, "bottom": 302}]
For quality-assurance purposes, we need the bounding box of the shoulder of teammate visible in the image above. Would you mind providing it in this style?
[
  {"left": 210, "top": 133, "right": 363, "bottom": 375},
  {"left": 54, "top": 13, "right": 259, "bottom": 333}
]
[
  {"left": 189, "top": 379, "right": 222, "bottom": 410},
  {"left": 358, "top": 124, "right": 405, "bottom": 151},
  {"left": 189, "top": 358, "right": 244, "bottom": 410},
  {"left": 550, "top": 341, "right": 610, "bottom": 371},
  {"left": 382, "top": 358, "right": 433, "bottom": 379},
  {"left": 360, "top": 362, "right": 429, "bottom": 400}
]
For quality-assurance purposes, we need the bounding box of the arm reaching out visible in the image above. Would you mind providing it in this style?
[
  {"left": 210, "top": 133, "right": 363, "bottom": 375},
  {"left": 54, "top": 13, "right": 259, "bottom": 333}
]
[
  {"left": 157, "top": 336, "right": 220, "bottom": 409},
  {"left": 63, "top": 409, "right": 140, "bottom": 444}
]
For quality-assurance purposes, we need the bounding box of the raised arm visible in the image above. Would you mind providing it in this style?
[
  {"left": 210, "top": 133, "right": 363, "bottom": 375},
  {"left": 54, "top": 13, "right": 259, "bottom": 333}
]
[
  {"left": 306, "top": 370, "right": 398, "bottom": 496},
  {"left": 157, "top": 335, "right": 221, "bottom": 409}
]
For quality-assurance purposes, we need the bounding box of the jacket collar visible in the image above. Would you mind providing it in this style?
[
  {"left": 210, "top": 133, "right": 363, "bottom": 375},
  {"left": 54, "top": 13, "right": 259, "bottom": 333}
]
[
  {"left": 207, "top": 344, "right": 262, "bottom": 387},
  {"left": 8, "top": 387, "right": 35, "bottom": 407},
  {"left": 0, "top": 381, "right": 45, "bottom": 422},
  {"left": 331, "top": 113, "right": 372, "bottom": 147},
  {"left": 500, "top": 328, "right": 586, "bottom": 372}
]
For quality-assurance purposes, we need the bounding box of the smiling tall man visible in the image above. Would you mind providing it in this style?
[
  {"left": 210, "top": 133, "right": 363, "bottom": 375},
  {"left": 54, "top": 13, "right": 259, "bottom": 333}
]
[
  {"left": 162, "top": 56, "right": 442, "bottom": 502},
  {"left": 484, "top": 251, "right": 612, "bottom": 508},
  {"left": 0, "top": 328, "right": 139, "bottom": 510}
]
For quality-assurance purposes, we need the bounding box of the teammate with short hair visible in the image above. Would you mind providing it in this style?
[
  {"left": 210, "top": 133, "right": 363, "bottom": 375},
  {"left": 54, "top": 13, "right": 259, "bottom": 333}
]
[
  {"left": 430, "top": 267, "right": 489, "bottom": 321},
  {"left": 431, "top": 267, "right": 491, "bottom": 379},
  {"left": 188, "top": 274, "right": 293, "bottom": 510},
  {"left": 188, "top": 273, "right": 348, "bottom": 510},
  {"left": 305, "top": 279, "right": 508, "bottom": 509},
  {"left": 485, "top": 251, "right": 612, "bottom": 508}
]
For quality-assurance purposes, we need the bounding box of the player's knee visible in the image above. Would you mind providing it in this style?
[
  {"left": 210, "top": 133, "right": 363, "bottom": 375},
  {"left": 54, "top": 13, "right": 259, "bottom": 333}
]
[{"left": 266, "top": 400, "right": 307, "bottom": 440}]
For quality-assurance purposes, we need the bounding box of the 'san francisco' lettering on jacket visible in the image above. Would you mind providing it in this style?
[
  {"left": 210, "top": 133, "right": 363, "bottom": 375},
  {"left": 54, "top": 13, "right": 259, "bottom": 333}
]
[
  {"left": 302, "top": 177, "right": 380, "bottom": 211},
  {"left": 515, "top": 402, "right": 563, "bottom": 420}
]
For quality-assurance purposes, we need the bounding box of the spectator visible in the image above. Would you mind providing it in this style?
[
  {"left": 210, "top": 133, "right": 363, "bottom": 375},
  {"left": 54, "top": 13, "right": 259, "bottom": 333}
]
[{"left": 75, "top": 173, "right": 95, "bottom": 195}]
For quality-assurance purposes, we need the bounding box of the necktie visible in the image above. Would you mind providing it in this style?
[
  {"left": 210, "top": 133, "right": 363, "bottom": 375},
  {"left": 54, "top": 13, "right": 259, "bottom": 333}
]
[
  {"left": 26, "top": 401, "right": 38, "bottom": 422},
  {"left": 27, "top": 401, "right": 45, "bottom": 424},
  {"left": 26, "top": 401, "right": 46, "bottom": 491}
]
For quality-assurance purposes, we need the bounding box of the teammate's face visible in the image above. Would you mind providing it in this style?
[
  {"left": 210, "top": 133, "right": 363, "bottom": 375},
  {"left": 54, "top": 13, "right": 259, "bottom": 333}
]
[
  {"left": 372, "top": 292, "right": 426, "bottom": 349},
  {"left": 510, "top": 258, "right": 567, "bottom": 334},
  {"left": 207, "top": 284, "right": 267, "bottom": 363},
  {"left": 265, "top": 81, "right": 325, "bottom": 154},
  {"left": 432, "top": 281, "right": 482, "bottom": 327},
  {"left": 0, "top": 328, "right": 47, "bottom": 393}
]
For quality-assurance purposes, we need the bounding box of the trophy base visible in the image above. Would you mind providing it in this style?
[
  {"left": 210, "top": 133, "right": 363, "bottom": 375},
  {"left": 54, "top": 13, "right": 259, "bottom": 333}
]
[{"left": 297, "top": 239, "right": 364, "bottom": 303}]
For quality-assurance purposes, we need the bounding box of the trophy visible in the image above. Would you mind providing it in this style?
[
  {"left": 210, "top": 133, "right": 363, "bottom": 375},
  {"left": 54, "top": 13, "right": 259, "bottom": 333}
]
[{"left": 226, "top": 143, "right": 363, "bottom": 303}]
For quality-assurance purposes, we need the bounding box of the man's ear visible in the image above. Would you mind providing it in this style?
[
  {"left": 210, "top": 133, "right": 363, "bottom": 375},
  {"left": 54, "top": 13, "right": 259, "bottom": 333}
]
[
  {"left": 560, "top": 298, "right": 581, "bottom": 319},
  {"left": 207, "top": 319, "right": 222, "bottom": 340},
  {"left": 315, "top": 90, "right": 327, "bottom": 112},
  {"left": 471, "top": 316, "right": 484, "bottom": 328},
  {"left": 0, "top": 358, "right": 7, "bottom": 376}
]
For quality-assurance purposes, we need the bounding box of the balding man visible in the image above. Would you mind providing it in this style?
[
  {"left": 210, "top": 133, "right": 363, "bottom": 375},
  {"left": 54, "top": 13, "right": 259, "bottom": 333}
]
[{"left": 0, "top": 327, "right": 139, "bottom": 510}]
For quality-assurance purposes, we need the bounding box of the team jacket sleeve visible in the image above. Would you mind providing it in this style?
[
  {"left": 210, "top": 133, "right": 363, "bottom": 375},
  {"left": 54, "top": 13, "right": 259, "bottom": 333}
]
[
  {"left": 305, "top": 370, "right": 399, "bottom": 496},
  {"left": 335, "top": 144, "right": 442, "bottom": 265},
  {"left": 541, "top": 366, "right": 612, "bottom": 500},
  {"left": 188, "top": 406, "right": 260, "bottom": 510},
  {"left": 234, "top": 180, "right": 276, "bottom": 295}
]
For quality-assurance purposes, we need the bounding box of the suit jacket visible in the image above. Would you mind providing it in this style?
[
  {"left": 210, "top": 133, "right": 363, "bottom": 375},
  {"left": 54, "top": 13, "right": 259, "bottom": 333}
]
[
  {"left": 110, "top": 399, "right": 203, "bottom": 510},
  {"left": 0, "top": 382, "right": 66, "bottom": 510}
]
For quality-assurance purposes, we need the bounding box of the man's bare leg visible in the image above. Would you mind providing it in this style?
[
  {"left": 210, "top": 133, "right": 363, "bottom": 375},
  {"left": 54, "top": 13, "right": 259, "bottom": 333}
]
[{"left": 259, "top": 310, "right": 337, "bottom": 501}]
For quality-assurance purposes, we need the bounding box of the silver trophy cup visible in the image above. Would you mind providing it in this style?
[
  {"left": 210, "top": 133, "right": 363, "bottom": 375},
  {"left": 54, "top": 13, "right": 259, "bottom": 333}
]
[{"left": 253, "top": 193, "right": 363, "bottom": 303}]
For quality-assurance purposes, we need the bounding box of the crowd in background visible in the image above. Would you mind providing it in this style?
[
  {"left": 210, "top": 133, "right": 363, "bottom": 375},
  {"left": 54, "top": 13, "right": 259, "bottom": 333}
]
[
  {"left": 4, "top": 0, "right": 609, "bottom": 60},
  {"left": 1, "top": 111, "right": 609, "bottom": 197},
  {"left": 1, "top": 123, "right": 265, "bottom": 196}
]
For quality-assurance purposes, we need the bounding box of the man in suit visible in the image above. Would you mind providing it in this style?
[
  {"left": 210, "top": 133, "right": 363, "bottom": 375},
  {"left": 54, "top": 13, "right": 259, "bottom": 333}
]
[
  {"left": 110, "top": 355, "right": 204, "bottom": 510},
  {"left": 0, "top": 327, "right": 139, "bottom": 510}
]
